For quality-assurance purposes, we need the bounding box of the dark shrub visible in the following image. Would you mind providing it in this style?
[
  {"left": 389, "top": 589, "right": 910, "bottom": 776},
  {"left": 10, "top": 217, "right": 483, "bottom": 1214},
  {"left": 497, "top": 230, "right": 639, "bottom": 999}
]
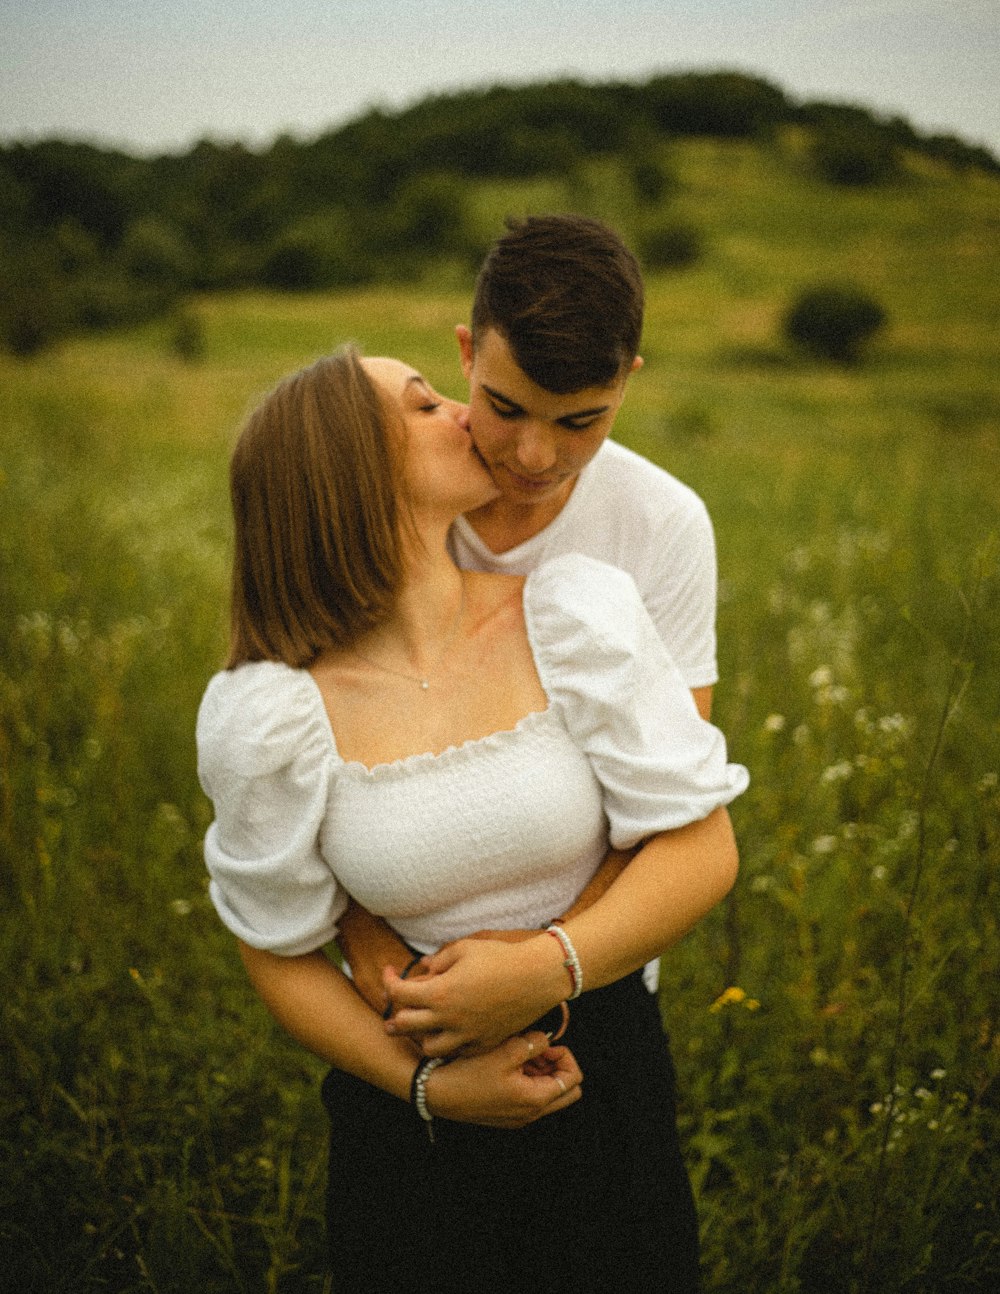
[
  {"left": 170, "top": 310, "right": 206, "bottom": 363},
  {"left": 811, "top": 127, "right": 898, "bottom": 185},
  {"left": 261, "top": 213, "right": 369, "bottom": 290},
  {"left": 638, "top": 219, "right": 704, "bottom": 270},
  {"left": 119, "top": 217, "right": 195, "bottom": 290},
  {"left": 630, "top": 157, "right": 673, "bottom": 205},
  {"left": 379, "top": 172, "right": 470, "bottom": 256},
  {"left": 784, "top": 284, "right": 888, "bottom": 363},
  {"left": 0, "top": 241, "right": 67, "bottom": 356}
]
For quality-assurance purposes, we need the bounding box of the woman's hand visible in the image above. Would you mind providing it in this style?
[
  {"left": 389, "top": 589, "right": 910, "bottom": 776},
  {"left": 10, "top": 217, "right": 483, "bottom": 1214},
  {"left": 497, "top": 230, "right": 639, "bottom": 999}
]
[
  {"left": 384, "top": 933, "right": 570, "bottom": 1056},
  {"left": 424, "top": 1030, "right": 582, "bottom": 1129}
]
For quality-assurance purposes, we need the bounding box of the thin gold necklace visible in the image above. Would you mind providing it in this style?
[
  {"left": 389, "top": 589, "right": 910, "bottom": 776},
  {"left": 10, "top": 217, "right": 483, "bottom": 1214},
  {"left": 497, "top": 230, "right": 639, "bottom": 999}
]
[{"left": 350, "top": 585, "right": 466, "bottom": 691}]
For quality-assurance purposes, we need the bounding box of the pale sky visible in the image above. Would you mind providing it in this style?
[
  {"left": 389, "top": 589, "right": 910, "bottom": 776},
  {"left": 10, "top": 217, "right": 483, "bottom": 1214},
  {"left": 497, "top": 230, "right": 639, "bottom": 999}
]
[{"left": 2, "top": 0, "right": 998, "bottom": 158}]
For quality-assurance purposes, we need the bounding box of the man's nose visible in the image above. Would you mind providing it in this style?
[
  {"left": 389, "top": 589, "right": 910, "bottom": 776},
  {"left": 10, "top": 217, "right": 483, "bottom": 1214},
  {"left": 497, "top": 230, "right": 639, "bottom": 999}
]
[{"left": 513, "top": 423, "right": 557, "bottom": 473}]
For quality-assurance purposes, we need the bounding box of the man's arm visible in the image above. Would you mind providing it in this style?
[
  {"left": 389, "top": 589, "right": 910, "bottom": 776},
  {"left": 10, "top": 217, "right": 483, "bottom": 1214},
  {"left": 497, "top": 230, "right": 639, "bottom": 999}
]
[
  {"left": 338, "top": 688, "right": 710, "bottom": 1006},
  {"left": 335, "top": 900, "right": 416, "bottom": 1013},
  {"left": 336, "top": 845, "right": 635, "bottom": 1009}
]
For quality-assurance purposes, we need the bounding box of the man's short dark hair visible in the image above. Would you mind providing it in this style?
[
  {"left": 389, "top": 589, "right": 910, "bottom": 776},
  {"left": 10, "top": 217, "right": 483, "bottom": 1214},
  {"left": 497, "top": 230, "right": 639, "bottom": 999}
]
[{"left": 471, "top": 214, "right": 644, "bottom": 394}]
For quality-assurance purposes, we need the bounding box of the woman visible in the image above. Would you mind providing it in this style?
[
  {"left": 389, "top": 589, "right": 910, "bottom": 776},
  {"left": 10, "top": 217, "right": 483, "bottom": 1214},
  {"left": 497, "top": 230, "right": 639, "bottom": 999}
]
[{"left": 197, "top": 347, "right": 748, "bottom": 1292}]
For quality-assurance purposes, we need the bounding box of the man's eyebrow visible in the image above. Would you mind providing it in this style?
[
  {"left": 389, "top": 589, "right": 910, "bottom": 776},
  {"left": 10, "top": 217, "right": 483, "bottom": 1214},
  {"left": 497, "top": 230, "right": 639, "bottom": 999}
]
[
  {"left": 482, "top": 383, "right": 524, "bottom": 412},
  {"left": 481, "top": 383, "right": 610, "bottom": 420},
  {"left": 557, "top": 403, "right": 612, "bottom": 419}
]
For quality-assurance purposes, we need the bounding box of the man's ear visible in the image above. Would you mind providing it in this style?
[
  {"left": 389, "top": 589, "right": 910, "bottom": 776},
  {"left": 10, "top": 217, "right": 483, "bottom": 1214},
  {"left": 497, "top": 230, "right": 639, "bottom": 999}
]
[
  {"left": 629, "top": 354, "right": 644, "bottom": 374},
  {"left": 455, "top": 324, "right": 475, "bottom": 378}
]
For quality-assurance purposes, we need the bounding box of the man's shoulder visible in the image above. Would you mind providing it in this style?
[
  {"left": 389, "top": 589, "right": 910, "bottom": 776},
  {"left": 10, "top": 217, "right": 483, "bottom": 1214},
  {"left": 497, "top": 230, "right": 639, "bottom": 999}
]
[{"left": 582, "top": 439, "right": 708, "bottom": 519}]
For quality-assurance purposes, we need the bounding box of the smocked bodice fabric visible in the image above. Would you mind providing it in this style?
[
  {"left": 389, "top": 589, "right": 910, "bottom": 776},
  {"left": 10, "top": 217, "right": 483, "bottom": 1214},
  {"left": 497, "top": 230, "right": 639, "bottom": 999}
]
[{"left": 197, "top": 554, "right": 748, "bottom": 956}]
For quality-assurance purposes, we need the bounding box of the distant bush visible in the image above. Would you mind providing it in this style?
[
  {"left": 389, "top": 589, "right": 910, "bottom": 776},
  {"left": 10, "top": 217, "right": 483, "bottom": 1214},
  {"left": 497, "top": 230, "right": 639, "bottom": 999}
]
[
  {"left": 629, "top": 156, "right": 673, "bottom": 206},
  {"left": 169, "top": 310, "right": 206, "bottom": 363},
  {"left": 378, "top": 172, "right": 472, "bottom": 259},
  {"left": 783, "top": 284, "right": 888, "bottom": 363},
  {"left": 261, "top": 212, "right": 370, "bottom": 290},
  {"left": 119, "top": 217, "right": 196, "bottom": 291},
  {"left": 811, "top": 127, "right": 899, "bottom": 186},
  {"left": 0, "top": 241, "right": 67, "bottom": 356},
  {"left": 67, "top": 270, "right": 174, "bottom": 332},
  {"left": 645, "top": 72, "right": 789, "bottom": 138},
  {"left": 638, "top": 218, "right": 704, "bottom": 270}
]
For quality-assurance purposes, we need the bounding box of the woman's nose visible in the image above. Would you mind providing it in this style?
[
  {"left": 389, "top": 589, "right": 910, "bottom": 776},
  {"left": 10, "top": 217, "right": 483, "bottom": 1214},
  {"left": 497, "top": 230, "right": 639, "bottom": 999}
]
[{"left": 450, "top": 400, "right": 470, "bottom": 428}]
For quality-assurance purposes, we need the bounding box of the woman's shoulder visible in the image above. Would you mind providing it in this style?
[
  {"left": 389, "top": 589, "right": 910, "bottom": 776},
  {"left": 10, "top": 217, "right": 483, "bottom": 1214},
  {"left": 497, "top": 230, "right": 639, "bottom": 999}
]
[
  {"left": 524, "top": 554, "right": 652, "bottom": 685},
  {"left": 196, "top": 660, "right": 328, "bottom": 779}
]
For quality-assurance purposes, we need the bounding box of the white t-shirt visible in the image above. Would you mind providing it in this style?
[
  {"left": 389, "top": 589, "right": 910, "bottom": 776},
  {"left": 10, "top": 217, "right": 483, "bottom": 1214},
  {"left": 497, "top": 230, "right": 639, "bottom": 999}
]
[
  {"left": 450, "top": 439, "right": 718, "bottom": 690},
  {"left": 198, "top": 556, "right": 747, "bottom": 959}
]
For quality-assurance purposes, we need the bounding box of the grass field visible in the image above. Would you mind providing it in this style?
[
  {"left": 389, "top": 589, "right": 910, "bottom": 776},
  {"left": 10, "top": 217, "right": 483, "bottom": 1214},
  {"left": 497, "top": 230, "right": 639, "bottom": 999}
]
[{"left": 2, "top": 136, "right": 999, "bottom": 1292}]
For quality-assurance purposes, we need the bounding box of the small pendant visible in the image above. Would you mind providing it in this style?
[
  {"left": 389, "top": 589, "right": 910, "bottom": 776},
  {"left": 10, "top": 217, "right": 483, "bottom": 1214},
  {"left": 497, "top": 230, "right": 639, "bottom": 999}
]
[{"left": 420, "top": 679, "right": 429, "bottom": 690}]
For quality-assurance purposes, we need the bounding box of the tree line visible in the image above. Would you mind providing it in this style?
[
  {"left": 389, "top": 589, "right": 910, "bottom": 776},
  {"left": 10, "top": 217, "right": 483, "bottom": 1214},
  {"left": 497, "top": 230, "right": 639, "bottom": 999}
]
[{"left": 2, "top": 71, "right": 995, "bottom": 355}]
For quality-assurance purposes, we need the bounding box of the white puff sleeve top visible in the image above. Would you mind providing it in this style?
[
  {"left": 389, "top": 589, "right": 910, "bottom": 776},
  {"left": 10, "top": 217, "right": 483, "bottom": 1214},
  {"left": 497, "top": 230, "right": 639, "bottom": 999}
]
[{"left": 197, "top": 554, "right": 748, "bottom": 956}]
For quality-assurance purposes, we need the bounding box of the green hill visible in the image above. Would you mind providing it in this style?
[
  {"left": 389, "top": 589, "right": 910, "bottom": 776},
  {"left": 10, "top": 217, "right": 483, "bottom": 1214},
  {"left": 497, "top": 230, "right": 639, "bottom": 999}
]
[{"left": 2, "top": 70, "right": 998, "bottom": 352}]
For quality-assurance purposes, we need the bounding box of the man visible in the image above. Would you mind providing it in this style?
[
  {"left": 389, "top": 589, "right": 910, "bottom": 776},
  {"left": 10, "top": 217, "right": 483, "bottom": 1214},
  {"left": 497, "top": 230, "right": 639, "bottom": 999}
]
[{"left": 339, "top": 213, "right": 719, "bottom": 1004}]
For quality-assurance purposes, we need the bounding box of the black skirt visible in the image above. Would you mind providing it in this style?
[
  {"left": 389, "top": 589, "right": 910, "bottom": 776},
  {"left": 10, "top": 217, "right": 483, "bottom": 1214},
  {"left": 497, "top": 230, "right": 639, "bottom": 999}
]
[{"left": 321, "top": 970, "right": 700, "bottom": 1294}]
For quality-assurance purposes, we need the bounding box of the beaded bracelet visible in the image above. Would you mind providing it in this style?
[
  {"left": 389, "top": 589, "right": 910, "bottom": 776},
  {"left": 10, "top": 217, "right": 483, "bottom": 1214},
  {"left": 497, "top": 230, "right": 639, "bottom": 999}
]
[
  {"left": 544, "top": 923, "right": 583, "bottom": 1000},
  {"left": 410, "top": 1056, "right": 447, "bottom": 1142}
]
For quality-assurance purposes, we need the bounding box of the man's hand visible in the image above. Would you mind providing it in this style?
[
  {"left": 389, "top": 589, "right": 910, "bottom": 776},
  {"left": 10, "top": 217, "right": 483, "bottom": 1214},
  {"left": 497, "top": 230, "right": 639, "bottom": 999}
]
[{"left": 335, "top": 900, "right": 414, "bottom": 1014}]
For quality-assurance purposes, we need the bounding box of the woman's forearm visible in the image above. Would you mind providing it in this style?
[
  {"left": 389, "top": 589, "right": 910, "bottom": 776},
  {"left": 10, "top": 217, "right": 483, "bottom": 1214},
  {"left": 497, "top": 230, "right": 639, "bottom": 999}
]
[
  {"left": 236, "top": 940, "right": 582, "bottom": 1128},
  {"left": 385, "top": 806, "right": 738, "bottom": 1054},
  {"left": 238, "top": 941, "right": 418, "bottom": 1099},
  {"left": 557, "top": 805, "right": 739, "bottom": 990}
]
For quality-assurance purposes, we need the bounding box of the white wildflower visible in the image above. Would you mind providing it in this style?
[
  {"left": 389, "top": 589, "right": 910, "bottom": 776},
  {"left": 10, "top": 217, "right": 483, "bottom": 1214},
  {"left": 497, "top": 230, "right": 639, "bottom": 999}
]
[
  {"left": 812, "top": 835, "right": 838, "bottom": 855},
  {"left": 764, "top": 713, "right": 786, "bottom": 733},
  {"left": 821, "top": 761, "right": 853, "bottom": 783}
]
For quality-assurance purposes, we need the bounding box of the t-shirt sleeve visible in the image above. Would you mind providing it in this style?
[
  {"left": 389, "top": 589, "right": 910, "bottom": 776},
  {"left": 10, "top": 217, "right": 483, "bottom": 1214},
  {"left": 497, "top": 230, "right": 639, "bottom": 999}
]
[
  {"left": 641, "top": 492, "right": 718, "bottom": 689},
  {"left": 526, "top": 554, "right": 748, "bottom": 849},
  {"left": 195, "top": 661, "right": 347, "bottom": 955}
]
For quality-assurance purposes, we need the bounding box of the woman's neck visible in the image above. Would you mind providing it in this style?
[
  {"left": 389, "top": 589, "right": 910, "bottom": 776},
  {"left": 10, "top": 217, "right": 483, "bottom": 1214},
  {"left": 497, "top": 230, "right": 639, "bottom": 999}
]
[{"left": 356, "top": 519, "right": 467, "bottom": 674}]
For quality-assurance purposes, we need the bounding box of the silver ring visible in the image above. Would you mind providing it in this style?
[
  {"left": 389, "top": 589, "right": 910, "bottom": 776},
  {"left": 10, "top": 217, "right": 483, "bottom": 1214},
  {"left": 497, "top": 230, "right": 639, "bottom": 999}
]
[
  {"left": 525, "top": 1039, "right": 535, "bottom": 1057},
  {"left": 555, "top": 1076, "right": 567, "bottom": 1094}
]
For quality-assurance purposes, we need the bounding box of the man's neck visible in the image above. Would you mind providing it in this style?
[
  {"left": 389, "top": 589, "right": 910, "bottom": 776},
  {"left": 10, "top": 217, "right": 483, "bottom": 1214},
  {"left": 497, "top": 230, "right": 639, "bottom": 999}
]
[{"left": 462, "top": 477, "right": 577, "bottom": 554}]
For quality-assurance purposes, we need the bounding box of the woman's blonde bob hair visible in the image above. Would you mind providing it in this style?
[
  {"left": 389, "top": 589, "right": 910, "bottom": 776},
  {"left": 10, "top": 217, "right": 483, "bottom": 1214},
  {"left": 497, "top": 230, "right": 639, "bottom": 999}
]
[{"left": 226, "top": 345, "right": 408, "bottom": 669}]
